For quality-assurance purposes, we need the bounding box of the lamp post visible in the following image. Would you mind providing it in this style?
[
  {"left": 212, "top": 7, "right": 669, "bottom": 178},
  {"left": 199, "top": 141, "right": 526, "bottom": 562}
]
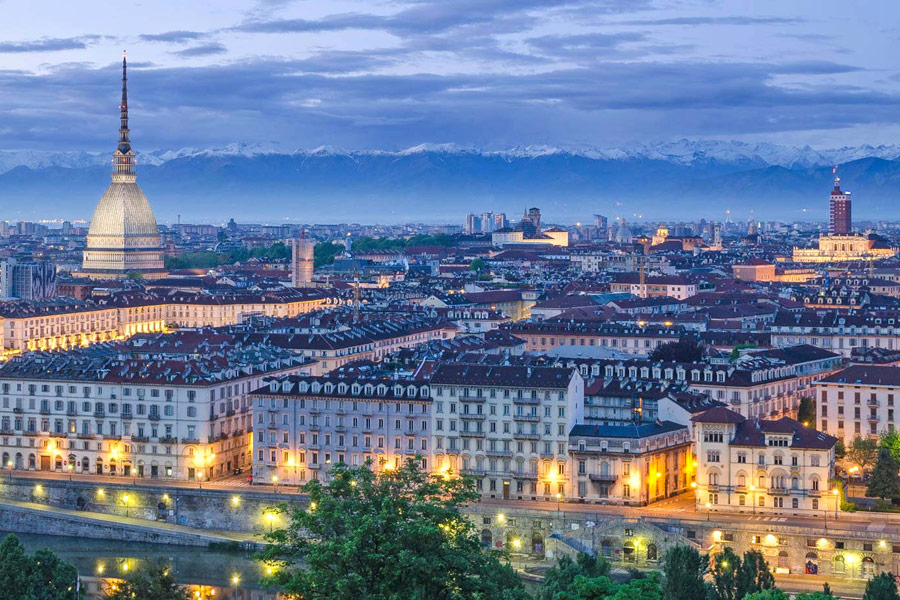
[
  {"left": 832, "top": 488, "right": 839, "bottom": 520},
  {"left": 67, "top": 463, "right": 74, "bottom": 482},
  {"left": 197, "top": 470, "right": 204, "bottom": 490},
  {"left": 706, "top": 501, "right": 712, "bottom": 521},
  {"left": 6, "top": 460, "right": 12, "bottom": 480},
  {"left": 272, "top": 475, "right": 279, "bottom": 494}
]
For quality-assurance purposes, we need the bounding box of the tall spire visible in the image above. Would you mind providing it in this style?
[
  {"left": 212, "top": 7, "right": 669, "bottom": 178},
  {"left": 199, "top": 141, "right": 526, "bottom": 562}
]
[{"left": 112, "top": 51, "right": 136, "bottom": 181}]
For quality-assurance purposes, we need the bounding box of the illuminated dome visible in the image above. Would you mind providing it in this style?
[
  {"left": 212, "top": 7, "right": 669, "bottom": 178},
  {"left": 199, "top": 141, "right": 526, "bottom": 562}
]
[{"left": 80, "top": 54, "right": 165, "bottom": 279}]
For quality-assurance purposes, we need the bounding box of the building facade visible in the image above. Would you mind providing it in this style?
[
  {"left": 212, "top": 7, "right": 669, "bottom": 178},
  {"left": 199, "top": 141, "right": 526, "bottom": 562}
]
[{"left": 692, "top": 407, "right": 836, "bottom": 516}]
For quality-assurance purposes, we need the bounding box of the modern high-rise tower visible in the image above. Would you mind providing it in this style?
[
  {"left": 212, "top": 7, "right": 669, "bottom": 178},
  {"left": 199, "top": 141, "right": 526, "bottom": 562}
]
[
  {"left": 80, "top": 53, "right": 165, "bottom": 279},
  {"left": 829, "top": 169, "right": 852, "bottom": 235},
  {"left": 291, "top": 233, "right": 315, "bottom": 287}
]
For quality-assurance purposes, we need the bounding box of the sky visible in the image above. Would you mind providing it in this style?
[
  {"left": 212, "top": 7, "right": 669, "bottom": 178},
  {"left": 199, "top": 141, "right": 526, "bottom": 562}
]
[{"left": 1, "top": 0, "right": 900, "bottom": 153}]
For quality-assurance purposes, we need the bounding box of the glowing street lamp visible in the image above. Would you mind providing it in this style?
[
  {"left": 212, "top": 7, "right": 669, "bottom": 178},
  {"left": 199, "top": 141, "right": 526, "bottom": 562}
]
[{"left": 706, "top": 501, "right": 712, "bottom": 521}]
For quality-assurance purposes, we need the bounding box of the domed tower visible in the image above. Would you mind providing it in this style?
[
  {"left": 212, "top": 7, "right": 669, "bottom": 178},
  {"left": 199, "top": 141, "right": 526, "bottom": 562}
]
[{"left": 80, "top": 53, "right": 165, "bottom": 279}]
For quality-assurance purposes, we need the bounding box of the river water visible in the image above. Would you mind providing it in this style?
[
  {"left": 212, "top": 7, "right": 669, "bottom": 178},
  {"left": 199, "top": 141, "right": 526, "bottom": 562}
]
[{"left": 3, "top": 532, "right": 277, "bottom": 599}]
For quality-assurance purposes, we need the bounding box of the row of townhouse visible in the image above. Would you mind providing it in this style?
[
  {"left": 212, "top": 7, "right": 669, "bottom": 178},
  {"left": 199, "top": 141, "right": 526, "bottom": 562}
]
[
  {"left": 251, "top": 365, "right": 584, "bottom": 501},
  {"left": 252, "top": 364, "right": 713, "bottom": 507},
  {"left": 236, "top": 316, "right": 457, "bottom": 372},
  {"left": 505, "top": 321, "right": 683, "bottom": 355},
  {"left": 772, "top": 310, "right": 900, "bottom": 358},
  {"left": 814, "top": 365, "right": 900, "bottom": 444},
  {"left": 550, "top": 344, "right": 841, "bottom": 423},
  {"left": 0, "top": 288, "right": 332, "bottom": 355},
  {"left": 0, "top": 333, "right": 314, "bottom": 480}
]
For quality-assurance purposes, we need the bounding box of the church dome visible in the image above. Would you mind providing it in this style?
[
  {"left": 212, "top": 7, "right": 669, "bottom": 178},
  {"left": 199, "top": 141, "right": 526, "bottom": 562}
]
[
  {"left": 86, "top": 182, "right": 160, "bottom": 247},
  {"left": 80, "top": 53, "right": 165, "bottom": 279}
]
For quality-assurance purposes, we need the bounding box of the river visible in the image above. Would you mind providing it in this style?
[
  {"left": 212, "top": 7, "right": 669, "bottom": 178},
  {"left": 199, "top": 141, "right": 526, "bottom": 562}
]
[{"left": 3, "top": 532, "right": 276, "bottom": 599}]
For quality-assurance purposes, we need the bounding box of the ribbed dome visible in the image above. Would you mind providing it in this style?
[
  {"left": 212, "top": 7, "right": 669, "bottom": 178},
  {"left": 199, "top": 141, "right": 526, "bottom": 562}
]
[{"left": 86, "top": 181, "right": 160, "bottom": 246}]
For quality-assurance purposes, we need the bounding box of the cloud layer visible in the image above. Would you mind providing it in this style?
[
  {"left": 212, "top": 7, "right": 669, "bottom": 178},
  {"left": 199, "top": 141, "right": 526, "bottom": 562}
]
[{"left": 0, "top": 0, "right": 898, "bottom": 151}]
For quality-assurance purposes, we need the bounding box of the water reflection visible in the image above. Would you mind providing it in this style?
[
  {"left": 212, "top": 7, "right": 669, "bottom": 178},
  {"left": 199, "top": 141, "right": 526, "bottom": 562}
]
[{"left": 4, "top": 532, "right": 280, "bottom": 600}]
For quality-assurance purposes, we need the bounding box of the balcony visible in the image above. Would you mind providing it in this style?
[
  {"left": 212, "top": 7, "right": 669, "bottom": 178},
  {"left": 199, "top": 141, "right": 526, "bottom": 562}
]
[
  {"left": 39, "top": 407, "right": 50, "bottom": 415},
  {"left": 104, "top": 435, "right": 122, "bottom": 441},
  {"left": 460, "top": 468, "right": 486, "bottom": 476},
  {"left": 13, "top": 407, "right": 23, "bottom": 414},
  {"left": 460, "top": 430, "right": 485, "bottom": 438},
  {"left": 512, "top": 397, "right": 540, "bottom": 406},
  {"left": 182, "top": 438, "right": 200, "bottom": 445},
  {"left": 0, "top": 429, "right": 12, "bottom": 435},
  {"left": 768, "top": 487, "right": 790, "bottom": 496},
  {"left": 158, "top": 436, "right": 177, "bottom": 444},
  {"left": 226, "top": 409, "right": 236, "bottom": 417},
  {"left": 460, "top": 413, "right": 486, "bottom": 420},
  {"left": 809, "top": 489, "right": 822, "bottom": 497},
  {"left": 513, "top": 432, "right": 540, "bottom": 440},
  {"left": 131, "top": 436, "right": 149, "bottom": 443},
  {"left": 589, "top": 473, "right": 617, "bottom": 483},
  {"left": 93, "top": 411, "right": 105, "bottom": 418},
  {"left": 486, "top": 448, "right": 512, "bottom": 457},
  {"left": 148, "top": 414, "right": 160, "bottom": 421},
  {"left": 513, "top": 414, "right": 540, "bottom": 422},
  {"left": 66, "top": 410, "right": 77, "bottom": 417},
  {"left": 121, "top": 412, "right": 133, "bottom": 420},
  {"left": 77, "top": 433, "right": 94, "bottom": 439}
]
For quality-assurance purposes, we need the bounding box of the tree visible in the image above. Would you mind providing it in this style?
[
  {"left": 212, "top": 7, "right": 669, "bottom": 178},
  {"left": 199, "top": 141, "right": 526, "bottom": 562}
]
[
  {"left": 795, "top": 592, "right": 834, "bottom": 600},
  {"left": 103, "top": 558, "right": 188, "bottom": 600},
  {"left": 797, "top": 397, "right": 816, "bottom": 425},
  {"left": 881, "top": 431, "right": 900, "bottom": 463},
  {"left": 313, "top": 241, "right": 344, "bottom": 267},
  {"left": 744, "top": 591, "right": 787, "bottom": 600},
  {"left": 849, "top": 436, "right": 879, "bottom": 473},
  {"left": 260, "top": 459, "right": 529, "bottom": 600},
  {"left": 469, "top": 258, "right": 485, "bottom": 272},
  {"left": 650, "top": 339, "right": 705, "bottom": 363},
  {"left": 0, "top": 535, "right": 35, "bottom": 600},
  {"left": 737, "top": 549, "right": 775, "bottom": 599},
  {"left": 710, "top": 547, "right": 741, "bottom": 600},
  {"left": 834, "top": 439, "right": 846, "bottom": 461},
  {"left": 538, "top": 553, "right": 611, "bottom": 600},
  {"left": 663, "top": 545, "right": 708, "bottom": 600},
  {"left": 867, "top": 446, "right": 900, "bottom": 501},
  {"left": 31, "top": 548, "right": 81, "bottom": 600},
  {"left": 611, "top": 575, "right": 662, "bottom": 600},
  {"left": 863, "top": 572, "right": 900, "bottom": 600},
  {"left": 0, "top": 535, "right": 83, "bottom": 600}
]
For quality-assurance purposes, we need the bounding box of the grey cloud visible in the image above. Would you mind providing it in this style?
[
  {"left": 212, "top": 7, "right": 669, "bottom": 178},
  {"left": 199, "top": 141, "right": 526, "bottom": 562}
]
[
  {"left": 139, "top": 30, "right": 206, "bottom": 43},
  {"left": 0, "top": 35, "right": 101, "bottom": 53},
  {"left": 0, "top": 56, "right": 895, "bottom": 152},
  {"left": 619, "top": 16, "right": 802, "bottom": 26},
  {"left": 171, "top": 43, "right": 228, "bottom": 57}
]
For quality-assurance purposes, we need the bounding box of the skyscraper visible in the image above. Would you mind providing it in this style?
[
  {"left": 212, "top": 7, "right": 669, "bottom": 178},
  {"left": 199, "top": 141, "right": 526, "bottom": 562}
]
[
  {"left": 829, "top": 169, "right": 852, "bottom": 235},
  {"left": 80, "top": 53, "right": 165, "bottom": 279},
  {"left": 291, "top": 233, "right": 315, "bottom": 287}
]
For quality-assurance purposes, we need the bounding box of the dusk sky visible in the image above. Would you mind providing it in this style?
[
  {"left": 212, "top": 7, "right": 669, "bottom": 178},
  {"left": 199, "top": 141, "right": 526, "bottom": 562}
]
[{"left": 2, "top": 0, "right": 899, "bottom": 153}]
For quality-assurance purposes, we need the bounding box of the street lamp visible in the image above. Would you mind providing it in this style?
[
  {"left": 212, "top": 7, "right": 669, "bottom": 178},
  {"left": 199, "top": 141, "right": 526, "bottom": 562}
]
[
  {"left": 6, "top": 460, "right": 12, "bottom": 480},
  {"left": 272, "top": 475, "right": 279, "bottom": 493},
  {"left": 706, "top": 501, "right": 712, "bottom": 521},
  {"left": 832, "top": 488, "right": 839, "bottom": 520},
  {"left": 67, "top": 463, "right": 74, "bottom": 482},
  {"left": 121, "top": 494, "right": 131, "bottom": 518}
]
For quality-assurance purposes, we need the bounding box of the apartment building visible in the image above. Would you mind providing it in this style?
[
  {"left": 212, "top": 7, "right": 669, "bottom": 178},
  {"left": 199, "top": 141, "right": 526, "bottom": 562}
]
[
  {"left": 249, "top": 374, "right": 432, "bottom": 485},
  {"left": 772, "top": 310, "right": 900, "bottom": 358},
  {"left": 568, "top": 421, "right": 693, "bottom": 505},
  {"left": 692, "top": 407, "right": 837, "bottom": 515},
  {"left": 0, "top": 288, "right": 332, "bottom": 356},
  {"left": 429, "top": 364, "right": 584, "bottom": 501},
  {"left": 0, "top": 333, "right": 312, "bottom": 481},
  {"left": 815, "top": 365, "right": 900, "bottom": 444}
]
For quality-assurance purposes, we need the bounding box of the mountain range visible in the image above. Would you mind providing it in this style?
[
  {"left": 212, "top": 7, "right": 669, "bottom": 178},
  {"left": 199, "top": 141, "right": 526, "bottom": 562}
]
[{"left": 2, "top": 140, "right": 900, "bottom": 224}]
